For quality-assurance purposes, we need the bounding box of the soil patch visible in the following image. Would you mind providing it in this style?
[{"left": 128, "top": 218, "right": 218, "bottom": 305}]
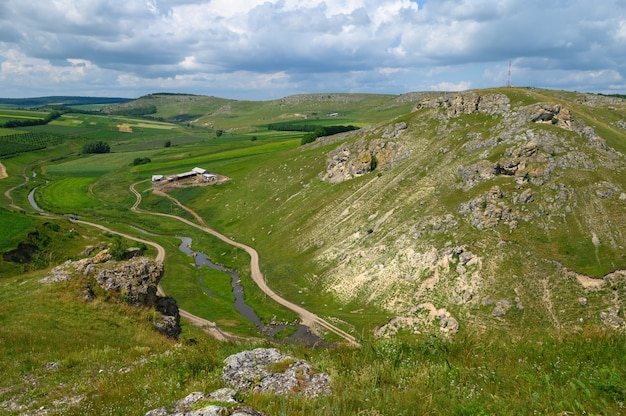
[{"left": 0, "top": 162, "right": 7, "bottom": 180}]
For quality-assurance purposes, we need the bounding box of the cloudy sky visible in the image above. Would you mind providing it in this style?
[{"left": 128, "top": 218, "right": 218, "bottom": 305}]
[{"left": 0, "top": 0, "right": 625, "bottom": 100}]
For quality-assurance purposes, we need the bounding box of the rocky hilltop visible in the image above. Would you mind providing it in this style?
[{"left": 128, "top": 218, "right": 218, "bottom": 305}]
[
  {"left": 42, "top": 249, "right": 181, "bottom": 339},
  {"left": 286, "top": 88, "right": 626, "bottom": 337}
]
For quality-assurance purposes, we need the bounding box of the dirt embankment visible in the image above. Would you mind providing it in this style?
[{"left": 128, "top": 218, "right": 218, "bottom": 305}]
[{"left": 0, "top": 162, "right": 7, "bottom": 180}]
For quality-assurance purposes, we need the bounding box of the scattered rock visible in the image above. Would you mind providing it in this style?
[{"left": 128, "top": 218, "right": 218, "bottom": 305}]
[
  {"left": 222, "top": 348, "right": 331, "bottom": 398},
  {"left": 144, "top": 389, "right": 264, "bottom": 416},
  {"left": 492, "top": 300, "right": 511, "bottom": 317},
  {"left": 600, "top": 307, "right": 624, "bottom": 330}
]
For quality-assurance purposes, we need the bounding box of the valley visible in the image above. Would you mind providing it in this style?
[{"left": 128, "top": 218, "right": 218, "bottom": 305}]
[{"left": 1, "top": 88, "right": 626, "bottom": 414}]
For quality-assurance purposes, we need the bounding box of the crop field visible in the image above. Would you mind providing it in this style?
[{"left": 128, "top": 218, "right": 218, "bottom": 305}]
[
  {"left": 0, "top": 109, "right": 49, "bottom": 122},
  {"left": 45, "top": 150, "right": 160, "bottom": 177}
]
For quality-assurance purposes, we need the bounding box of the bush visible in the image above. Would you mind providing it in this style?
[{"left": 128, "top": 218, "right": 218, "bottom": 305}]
[{"left": 132, "top": 157, "right": 151, "bottom": 166}]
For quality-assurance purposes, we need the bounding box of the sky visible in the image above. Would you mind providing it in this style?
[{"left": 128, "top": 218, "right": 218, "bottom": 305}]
[{"left": 0, "top": 0, "right": 625, "bottom": 100}]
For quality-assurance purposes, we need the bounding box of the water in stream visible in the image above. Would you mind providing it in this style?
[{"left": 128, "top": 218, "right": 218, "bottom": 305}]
[
  {"left": 177, "top": 237, "right": 326, "bottom": 347},
  {"left": 28, "top": 187, "right": 43, "bottom": 212}
]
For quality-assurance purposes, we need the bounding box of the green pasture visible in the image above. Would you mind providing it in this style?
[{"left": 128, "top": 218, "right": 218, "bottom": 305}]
[
  {"left": 37, "top": 177, "right": 101, "bottom": 212},
  {"left": 0, "top": 207, "right": 33, "bottom": 251},
  {"left": 133, "top": 139, "right": 299, "bottom": 176}
]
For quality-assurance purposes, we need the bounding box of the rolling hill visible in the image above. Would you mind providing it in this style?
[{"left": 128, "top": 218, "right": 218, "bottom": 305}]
[{"left": 1, "top": 87, "right": 626, "bottom": 414}]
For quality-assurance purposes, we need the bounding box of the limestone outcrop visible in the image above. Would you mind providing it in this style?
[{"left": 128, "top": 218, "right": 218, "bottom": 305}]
[
  {"left": 41, "top": 250, "right": 181, "bottom": 339},
  {"left": 145, "top": 389, "right": 265, "bottom": 416},
  {"left": 322, "top": 128, "right": 410, "bottom": 183},
  {"left": 222, "top": 348, "right": 331, "bottom": 397}
]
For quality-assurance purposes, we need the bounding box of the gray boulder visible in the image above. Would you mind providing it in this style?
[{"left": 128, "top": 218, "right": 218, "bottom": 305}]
[{"left": 222, "top": 348, "right": 331, "bottom": 397}]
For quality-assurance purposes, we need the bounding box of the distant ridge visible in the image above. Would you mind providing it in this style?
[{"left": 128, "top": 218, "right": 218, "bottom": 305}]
[{"left": 0, "top": 96, "right": 132, "bottom": 107}]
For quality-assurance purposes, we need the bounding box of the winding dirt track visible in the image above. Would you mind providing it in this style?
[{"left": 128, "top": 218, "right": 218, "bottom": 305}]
[
  {"left": 130, "top": 181, "right": 359, "bottom": 346},
  {"left": 71, "top": 218, "right": 237, "bottom": 342}
]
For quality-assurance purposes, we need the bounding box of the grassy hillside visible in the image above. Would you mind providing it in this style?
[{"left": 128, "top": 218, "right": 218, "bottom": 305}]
[
  {"left": 157, "top": 88, "right": 626, "bottom": 338},
  {"left": 1, "top": 89, "right": 626, "bottom": 414}
]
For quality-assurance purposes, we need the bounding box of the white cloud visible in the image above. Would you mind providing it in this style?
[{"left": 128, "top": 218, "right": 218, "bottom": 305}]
[
  {"left": 432, "top": 81, "right": 472, "bottom": 91},
  {"left": 0, "top": 0, "right": 624, "bottom": 97}
]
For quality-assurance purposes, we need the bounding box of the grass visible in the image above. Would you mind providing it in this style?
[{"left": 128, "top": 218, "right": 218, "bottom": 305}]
[
  {"left": 37, "top": 177, "right": 101, "bottom": 212},
  {"left": 1, "top": 88, "right": 626, "bottom": 414},
  {"left": 0, "top": 207, "right": 33, "bottom": 250},
  {"left": 2, "top": 272, "right": 625, "bottom": 415}
]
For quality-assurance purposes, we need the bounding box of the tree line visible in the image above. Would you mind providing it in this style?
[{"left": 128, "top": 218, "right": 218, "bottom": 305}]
[{"left": 1, "top": 110, "right": 62, "bottom": 128}]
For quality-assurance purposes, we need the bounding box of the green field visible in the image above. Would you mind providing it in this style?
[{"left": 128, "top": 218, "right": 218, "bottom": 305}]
[
  {"left": 37, "top": 177, "right": 101, "bottom": 212},
  {"left": 0, "top": 207, "right": 33, "bottom": 251},
  {"left": 0, "top": 108, "right": 49, "bottom": 121}
]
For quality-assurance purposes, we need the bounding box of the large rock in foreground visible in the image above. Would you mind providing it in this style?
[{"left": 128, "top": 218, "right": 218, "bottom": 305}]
[
  {"left": 145, "top": 388, "right": 265, "bottom": 416},
  {"left": 222, "top": 348, "right": 331, "bottom": 397}
]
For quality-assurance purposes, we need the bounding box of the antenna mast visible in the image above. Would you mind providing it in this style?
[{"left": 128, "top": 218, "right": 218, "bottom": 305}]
[{"left": 506, "top": 60, "right": 512, "bottom": 87}]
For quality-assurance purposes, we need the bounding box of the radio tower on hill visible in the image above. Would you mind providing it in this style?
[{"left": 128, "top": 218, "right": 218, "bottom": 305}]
[{"left": 506, "top": 60, "right": 512, "bottom": 87}]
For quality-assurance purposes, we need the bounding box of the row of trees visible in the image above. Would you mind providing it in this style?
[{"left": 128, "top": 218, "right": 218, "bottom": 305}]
[
  {"left": 82, "top": 141, "right": 110, "bottom": 154},
  {"left": 300, "top": 125, "right": 359, "bottom": 145},
  {"left": 1, "top": 110, "right": 62, "bottom": 128}
]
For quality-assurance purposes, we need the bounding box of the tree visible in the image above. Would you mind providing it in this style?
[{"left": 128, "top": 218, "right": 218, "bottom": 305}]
[
  {"left": 82, "top": 141, "right": 110, "bottom": 154},
  {"left": 164, "top": 139, "right": 171, "bottom": 148},
  {"left": 215, "top": 129, "right": 224, "bottom": 137}
]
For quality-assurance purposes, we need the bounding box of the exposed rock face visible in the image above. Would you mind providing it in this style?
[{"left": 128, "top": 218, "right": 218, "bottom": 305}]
[
  {"left": 458, "top": 140, "right": 555, "bottom": 190},
  {"left": 322, "top": 127, "right": 410, "bottom": 183},
  {"left": 413, "top": 92, "right": 511, "bottom": 116},
  {"left": 41, "top": 250, "right": 181, "bottom": 339},
  {"left": 94, "top": 257, "right": 163, "bottom": 307},
  {"left": 222, "top": 348, "right": 331, "bottom": 397},
  {"left": 145, "top": 388, "right": 265, "bottom": 416}
]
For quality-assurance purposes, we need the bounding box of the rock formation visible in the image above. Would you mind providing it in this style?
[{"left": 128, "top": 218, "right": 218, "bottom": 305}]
[
  {"left": 41, "top": 250, "right": 181, "bottom": 339},
  {"left": 222, "top": 348, "right": 331, "bottom": 397},
  {"left": 145, "top": 388, "right": 265, "bottom": 416}
]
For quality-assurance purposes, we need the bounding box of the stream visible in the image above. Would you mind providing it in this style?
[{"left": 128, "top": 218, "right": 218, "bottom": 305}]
[
  {"left": 28, "top": 187, "right": 43, "bottom": 212},
  {"left": 177, "top": 236, "right": 326, "bottom": 346},
  {"left": 25, "top": 188, "right": 325, "bottom": 346}
]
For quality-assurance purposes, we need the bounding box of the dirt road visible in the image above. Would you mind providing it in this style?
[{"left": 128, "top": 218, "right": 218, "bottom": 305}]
[
  {"left": 71, "top": 218, "right": 241, "bottom": 342},
  {"left": 130, "top": 181, "right": 359, "bottom": 346}
]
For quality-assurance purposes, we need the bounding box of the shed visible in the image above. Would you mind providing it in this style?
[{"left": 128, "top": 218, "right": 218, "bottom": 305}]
[
  {"left": 152, "top": 175, "right": 164, "bottom": 182},
  {"left": 192, "top": 167, "right": 207, "bottom": 175}
]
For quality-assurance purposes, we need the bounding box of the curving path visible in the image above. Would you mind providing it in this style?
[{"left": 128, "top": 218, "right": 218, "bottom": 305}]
[
  {"left": 70, "top": 218, "right": 241, "bottom": 342},
  {"left": 130, "top": 181, "right": 359, "bottom": 346}
]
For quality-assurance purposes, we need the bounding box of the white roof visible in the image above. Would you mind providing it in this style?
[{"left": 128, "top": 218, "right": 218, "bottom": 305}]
[{"left": 192, "top": 167, "right": 207, "bottom": 174}]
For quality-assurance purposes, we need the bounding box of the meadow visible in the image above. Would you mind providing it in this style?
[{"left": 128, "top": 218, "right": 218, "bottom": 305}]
[{"left": 0, "top": 207, "right": 33, "bottom": 250}]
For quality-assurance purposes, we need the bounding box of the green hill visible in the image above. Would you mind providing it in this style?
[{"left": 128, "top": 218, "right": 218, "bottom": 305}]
[{"left": 1, "top": 88, "right": 626, "bottom": 415}]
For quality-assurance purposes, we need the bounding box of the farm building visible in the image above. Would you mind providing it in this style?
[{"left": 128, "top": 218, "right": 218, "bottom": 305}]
[
  {"left": 155, "top": 167, "right": 213, "bottom": 182},
  {"left": 202, "top": 173, "right": 217, "bottom": 182}
]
